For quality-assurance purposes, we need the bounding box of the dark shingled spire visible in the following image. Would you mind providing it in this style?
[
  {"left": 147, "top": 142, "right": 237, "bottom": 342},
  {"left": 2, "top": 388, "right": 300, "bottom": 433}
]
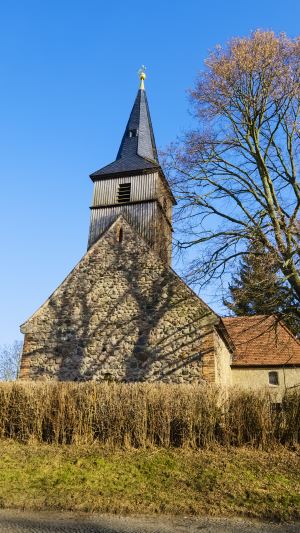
[
  {"left": 90, "top": 87, "right": 160, "bottom": 180},
  {"left": 117, "top": 89, "right": 158, "bottom": 163}
]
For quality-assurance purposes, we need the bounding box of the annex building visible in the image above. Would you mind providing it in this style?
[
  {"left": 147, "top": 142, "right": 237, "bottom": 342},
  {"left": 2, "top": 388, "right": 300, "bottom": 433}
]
[{"left": 19, "top": 71, "right": 300, "bottom": 397}]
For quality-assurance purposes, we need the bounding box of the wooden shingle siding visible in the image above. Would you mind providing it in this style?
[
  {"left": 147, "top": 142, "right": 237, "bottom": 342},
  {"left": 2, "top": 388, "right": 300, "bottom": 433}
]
[
  {"left": 88, "top": 171, "right": 173, "bottom": 264},
  {"left": 92, "top": 172, "right": 157, "bottom": 206},
  {"left": 88, "top": 201, "right": 158, "bottom": 249}
]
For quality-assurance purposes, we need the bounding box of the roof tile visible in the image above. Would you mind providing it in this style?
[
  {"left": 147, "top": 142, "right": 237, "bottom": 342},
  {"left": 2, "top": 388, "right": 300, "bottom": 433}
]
[{"left": 222, "top": 315, "right": 300, "bottom": 366}]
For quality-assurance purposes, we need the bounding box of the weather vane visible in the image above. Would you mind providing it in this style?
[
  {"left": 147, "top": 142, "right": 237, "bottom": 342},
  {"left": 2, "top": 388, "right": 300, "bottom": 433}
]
[{"left": 138, "top": 65, "right": 146, "bottom": 89}]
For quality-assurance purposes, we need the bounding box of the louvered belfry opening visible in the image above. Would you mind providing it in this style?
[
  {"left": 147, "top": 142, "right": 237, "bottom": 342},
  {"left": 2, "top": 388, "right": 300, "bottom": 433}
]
[{"left": 117, "top": 183, "right": 131, "bottom": 203}]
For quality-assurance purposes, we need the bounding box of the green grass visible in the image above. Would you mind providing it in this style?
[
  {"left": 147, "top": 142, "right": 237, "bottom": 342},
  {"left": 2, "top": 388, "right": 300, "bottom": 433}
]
[{"left": 0, "top": 441, "right": 299, "bottom": 520}]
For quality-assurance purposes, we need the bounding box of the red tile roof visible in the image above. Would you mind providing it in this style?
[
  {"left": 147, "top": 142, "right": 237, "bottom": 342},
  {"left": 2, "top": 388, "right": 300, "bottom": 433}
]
[{"left": 222, "top": 315, "right": 300, "bottom": 367}]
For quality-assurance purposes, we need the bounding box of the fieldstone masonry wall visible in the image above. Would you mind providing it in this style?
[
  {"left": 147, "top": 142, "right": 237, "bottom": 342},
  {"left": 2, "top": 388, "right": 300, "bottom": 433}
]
[{"left": 20, "top": 216, "right": 219, "bottom": 383}]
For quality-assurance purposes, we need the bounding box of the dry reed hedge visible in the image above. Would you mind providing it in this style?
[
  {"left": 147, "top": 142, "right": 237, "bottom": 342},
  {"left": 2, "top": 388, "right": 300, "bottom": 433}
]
[{"left": 0, "top": 382, "right": 299, "bottom": 448}]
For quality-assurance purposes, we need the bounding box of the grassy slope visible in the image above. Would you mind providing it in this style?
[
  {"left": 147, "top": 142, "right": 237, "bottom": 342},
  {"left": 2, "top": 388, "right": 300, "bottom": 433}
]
[{"left": 0, "top": 441, "right": 299, "bottom": 520}]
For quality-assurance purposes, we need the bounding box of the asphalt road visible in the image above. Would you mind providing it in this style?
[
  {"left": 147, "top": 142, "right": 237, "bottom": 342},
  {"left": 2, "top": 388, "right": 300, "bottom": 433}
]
[{"left": 0, "top": 511, "right": 299, "bottom": 533}]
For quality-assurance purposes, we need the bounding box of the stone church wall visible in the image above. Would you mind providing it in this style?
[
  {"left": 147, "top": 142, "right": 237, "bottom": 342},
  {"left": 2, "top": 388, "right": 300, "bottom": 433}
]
[{"left": 20, "top": 217, "right": 218, "bottom": 383}]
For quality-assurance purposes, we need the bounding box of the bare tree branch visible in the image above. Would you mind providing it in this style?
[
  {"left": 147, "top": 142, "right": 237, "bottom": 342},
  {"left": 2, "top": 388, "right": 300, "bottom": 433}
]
[{"left": 165, "top": 31, "right": 300, "bottom": 306}]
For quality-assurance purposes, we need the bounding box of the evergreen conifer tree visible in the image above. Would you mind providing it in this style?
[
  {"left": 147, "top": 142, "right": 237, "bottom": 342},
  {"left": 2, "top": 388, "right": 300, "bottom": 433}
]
[{"left": 224, "top": 241, "right": 300, "bottom": 336}]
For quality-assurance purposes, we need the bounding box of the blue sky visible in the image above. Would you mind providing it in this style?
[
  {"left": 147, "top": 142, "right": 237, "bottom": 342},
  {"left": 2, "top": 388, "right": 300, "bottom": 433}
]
[{"left": 0, "top": 0, "right": 299, "bottom": 344}]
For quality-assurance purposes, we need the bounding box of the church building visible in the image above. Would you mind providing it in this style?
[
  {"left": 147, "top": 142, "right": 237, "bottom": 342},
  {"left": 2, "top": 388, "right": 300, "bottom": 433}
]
[{"left": 19, "top": 71, "right": 300, "bottom": 394}]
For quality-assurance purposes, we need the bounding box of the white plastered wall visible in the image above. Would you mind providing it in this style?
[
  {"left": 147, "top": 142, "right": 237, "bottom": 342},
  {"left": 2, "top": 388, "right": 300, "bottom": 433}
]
[
  {"left": 214, "top": 330, "right": 233, "bottom": 387},
  {"left": 231, "top": 366, "right": 300, "bottom": 399}
]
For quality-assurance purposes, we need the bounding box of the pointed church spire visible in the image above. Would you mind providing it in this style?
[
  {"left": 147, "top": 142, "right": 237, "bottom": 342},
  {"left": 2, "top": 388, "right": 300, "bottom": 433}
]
[
  {"left": 90, "top": 68, "right": 159, "bottom": 179},
  {"left": 116, "top": 67, "right": 158, "bottom": 164}
]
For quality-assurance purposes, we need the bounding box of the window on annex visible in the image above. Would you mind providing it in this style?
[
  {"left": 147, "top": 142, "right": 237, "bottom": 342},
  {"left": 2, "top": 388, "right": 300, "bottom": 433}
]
[
  {"left": 117, "top": 183, "right": 131, "bottom": 203},
  {"left": 268, "top": 371, "right": 279, "bottom": 386}
]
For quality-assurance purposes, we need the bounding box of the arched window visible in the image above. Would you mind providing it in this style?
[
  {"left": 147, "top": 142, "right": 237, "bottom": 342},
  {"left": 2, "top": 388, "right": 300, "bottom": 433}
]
[
  {"left": 103, "top": 372, "right": 113, "bottom": 381},
  {"left": 117, "top": 226, "right": 123, "bottom": 243}
]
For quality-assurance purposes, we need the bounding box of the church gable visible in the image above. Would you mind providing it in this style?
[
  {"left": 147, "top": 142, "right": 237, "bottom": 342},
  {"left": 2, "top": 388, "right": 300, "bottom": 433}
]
[{"left": 20, "top": 216, "right": 218, "bottom": 383}]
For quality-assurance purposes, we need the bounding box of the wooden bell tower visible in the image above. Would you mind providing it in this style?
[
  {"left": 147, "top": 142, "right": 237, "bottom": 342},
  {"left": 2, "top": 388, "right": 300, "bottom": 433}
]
[{"left": 88, "top": 69, "right": 176, "bottom": 265}]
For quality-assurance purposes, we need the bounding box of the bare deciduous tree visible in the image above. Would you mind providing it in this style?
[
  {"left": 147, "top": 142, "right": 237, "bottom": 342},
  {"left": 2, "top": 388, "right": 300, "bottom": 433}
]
[
  {"left": 0, "top": 341, "right": 23, "bottom": 381},
  {"left": 166, "top": 31, "right": 300, "bottom": 310}
]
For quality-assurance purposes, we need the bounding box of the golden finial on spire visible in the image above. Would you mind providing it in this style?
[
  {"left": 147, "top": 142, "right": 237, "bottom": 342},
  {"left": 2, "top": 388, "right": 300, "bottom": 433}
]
[{"left": 138, "top": 65, "right": 146, "bottom": 90}]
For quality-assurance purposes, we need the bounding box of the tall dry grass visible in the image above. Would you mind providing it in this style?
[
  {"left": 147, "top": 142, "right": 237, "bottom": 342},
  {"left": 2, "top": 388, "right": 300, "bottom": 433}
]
[{"left": 0, "top": 382, "right": 298, "bottom": 448}]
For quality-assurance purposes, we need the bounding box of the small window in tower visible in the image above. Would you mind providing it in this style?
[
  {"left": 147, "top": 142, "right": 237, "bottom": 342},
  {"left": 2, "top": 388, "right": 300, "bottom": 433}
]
[
  {"left": 117, "top": 227, "right": 123, "bottom": 243},
  {"left": 163, "top": 197, "right": 167, "bottom": 212},
  {"left": 128, "top": 129, "right": 138, "bottom": 138},
  {"left": 269, "top": 371, "right": 279, "bottom": 386},
  {"left": 117, "top": 183, "right": 131, "bottom": 203}
]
